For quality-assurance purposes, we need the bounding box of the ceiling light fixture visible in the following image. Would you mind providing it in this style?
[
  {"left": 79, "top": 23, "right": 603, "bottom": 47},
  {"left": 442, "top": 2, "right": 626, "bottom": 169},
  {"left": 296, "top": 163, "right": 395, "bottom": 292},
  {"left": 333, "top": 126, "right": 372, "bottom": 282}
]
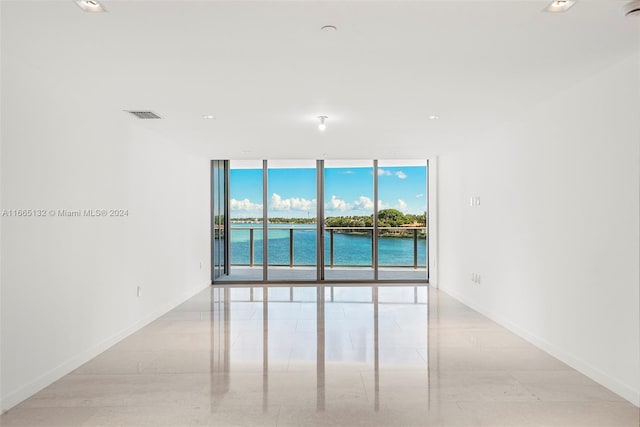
[
  {"left": 624, "top": 0, "right": 640, "bottom": 16},
  {"left": 544, "top": 0, "right": 576, "bottom": 13},
  {"left": 318, "top": 116, "right": 328, "bottom": 131},
  {"left": 321, "top": 25, "right": 337, "bottom": 32},
  {"left": 202, "top": 115, "right": 215, "bottom": 119},
  {"left": 429, "top": 115, "right": 440, "bottom": 120},
  {"left": 75, "top": 0, "right": 107, "bottom": 13}
]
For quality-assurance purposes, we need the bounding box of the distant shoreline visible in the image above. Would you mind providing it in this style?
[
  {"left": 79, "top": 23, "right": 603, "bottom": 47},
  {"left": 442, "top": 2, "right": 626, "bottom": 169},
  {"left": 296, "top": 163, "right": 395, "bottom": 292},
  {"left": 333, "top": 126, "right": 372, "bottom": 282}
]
[{"left": 229, "top": 220, "right": 426, "bottom": 239}]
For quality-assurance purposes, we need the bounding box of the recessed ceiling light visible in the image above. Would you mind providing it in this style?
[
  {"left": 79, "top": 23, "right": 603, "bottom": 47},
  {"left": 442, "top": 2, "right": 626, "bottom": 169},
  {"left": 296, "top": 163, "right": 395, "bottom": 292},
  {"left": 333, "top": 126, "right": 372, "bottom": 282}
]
[
  {"left": 544, "top": 0, "right": 576, "bottom": 13},
  {"left": 318, "top": 116, "right": 328, "bottom": 131},
  {"left": 202, "top": 115, "right": 215, "bottom": 119},
  {"left": 75, "top": 0, "right": 107, "bottom": 13},
  {"left": 429, "top": 115, "right": 440, "bottom": 120},
  {"left": 321, "top": 25, "right": 337, "bottom": 32}
]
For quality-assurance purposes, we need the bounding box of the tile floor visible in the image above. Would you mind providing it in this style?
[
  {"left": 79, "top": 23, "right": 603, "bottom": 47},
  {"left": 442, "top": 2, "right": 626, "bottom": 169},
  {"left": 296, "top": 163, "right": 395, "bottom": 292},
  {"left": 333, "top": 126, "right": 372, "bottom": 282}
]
[{"left": 1, "top": 285, "right": 638, "bottom": 426}]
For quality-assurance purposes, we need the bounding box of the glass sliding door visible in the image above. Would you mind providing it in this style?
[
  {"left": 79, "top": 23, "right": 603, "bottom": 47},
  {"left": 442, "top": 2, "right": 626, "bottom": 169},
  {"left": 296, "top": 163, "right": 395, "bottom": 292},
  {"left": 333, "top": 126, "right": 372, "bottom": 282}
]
[
  {"left": 211, "top": 160, "right": 228, "bottom": 280},
  {"left": 267, "top": 160, "right": 317, "bottom": 281},
  {"left": 212, "top": 158, "right": 428, "bottom": 283},
  {"left": 323, "top": 160, "right": 375, "bottom": 281},
  {"left": 225, "top": 160, "right": 264, "bottom": 282},
  {"left": 376, "top": 160, "right": 428, "bottom": 281}
]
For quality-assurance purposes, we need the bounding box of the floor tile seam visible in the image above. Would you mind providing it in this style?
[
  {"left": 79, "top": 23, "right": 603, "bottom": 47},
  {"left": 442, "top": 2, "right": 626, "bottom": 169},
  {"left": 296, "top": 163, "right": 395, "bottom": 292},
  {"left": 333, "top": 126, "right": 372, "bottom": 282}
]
[
  {"left": 55, "top": 372, "right": 243, "bottom": 379},
  {"left": 357, "top": 372, "right": 371, "bottom": 404},
  {"left": 285, "top": 347, "right": 294, "bottom": 371},
  {"left": 516, "top": 381, "right": 629, "bottom": 403}
]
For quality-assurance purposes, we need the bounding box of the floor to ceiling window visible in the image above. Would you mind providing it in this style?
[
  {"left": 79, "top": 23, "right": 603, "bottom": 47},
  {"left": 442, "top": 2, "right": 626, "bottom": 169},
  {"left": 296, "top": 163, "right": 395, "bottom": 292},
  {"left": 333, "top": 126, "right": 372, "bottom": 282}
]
[
  {"left": 227, "top": 160, "right": 264, "bottom": 282},
  {"left": 376, "top": 160, "right": 427, "bottom": 281},
  {"left": 212, "top": 160, "right": 428, "bottom": 283},
  {"left": 267, "top": 160, "right": 318, "bottom": 281},
  {"left": 323, "top": 160, "right": 375, "bottom": 281}
]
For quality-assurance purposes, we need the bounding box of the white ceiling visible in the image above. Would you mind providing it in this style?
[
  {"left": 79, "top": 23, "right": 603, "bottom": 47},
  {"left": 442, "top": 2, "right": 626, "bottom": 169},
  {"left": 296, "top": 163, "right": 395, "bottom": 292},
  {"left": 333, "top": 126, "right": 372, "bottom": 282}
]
[{"left": 2, "top": 0, "right": 639, "bottom": 159}]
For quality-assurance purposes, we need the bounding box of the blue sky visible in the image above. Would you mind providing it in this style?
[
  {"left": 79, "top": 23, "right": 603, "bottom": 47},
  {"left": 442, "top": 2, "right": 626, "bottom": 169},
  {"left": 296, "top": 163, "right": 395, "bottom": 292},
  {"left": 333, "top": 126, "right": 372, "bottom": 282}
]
[{"left": 230, "top": 165, "right": 427, "bottom": 218}]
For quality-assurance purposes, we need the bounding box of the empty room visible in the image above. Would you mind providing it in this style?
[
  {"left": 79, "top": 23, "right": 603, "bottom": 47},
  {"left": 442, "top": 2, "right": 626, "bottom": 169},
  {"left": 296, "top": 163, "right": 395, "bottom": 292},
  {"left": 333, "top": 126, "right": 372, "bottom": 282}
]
[{"left": 1, "top": 0, "right": 639, "bottom": 426}]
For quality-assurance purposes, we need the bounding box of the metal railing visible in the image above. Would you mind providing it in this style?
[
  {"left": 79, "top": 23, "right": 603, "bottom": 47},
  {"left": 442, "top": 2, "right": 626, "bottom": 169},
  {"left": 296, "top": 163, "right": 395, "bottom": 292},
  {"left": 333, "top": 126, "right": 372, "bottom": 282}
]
[{"left": 230, "top": 225, "right": 426, "bottom": 269}]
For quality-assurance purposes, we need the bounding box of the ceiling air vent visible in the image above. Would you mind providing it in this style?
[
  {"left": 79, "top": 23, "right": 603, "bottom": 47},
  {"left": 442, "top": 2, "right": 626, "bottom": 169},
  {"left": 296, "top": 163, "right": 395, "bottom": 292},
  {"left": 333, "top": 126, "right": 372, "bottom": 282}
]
[{"left": 127, "top": 111, "right": 162, "bottom": 119}]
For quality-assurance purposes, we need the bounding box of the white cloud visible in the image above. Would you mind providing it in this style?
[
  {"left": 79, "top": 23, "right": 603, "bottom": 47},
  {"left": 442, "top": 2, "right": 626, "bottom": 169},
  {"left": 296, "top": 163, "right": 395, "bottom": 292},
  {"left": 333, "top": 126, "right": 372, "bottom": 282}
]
[
  {"left": 230, "top": 198, "right": 263, "bottom": 211},
  {"left": 325, "top": 195, "right": 379, "bottom": 212},
  {"left": 343, "top": 170, "right": 355, "bottom": 175},
  {"left": 235, "top": 194, "right": 403, "bottom": 216},
  {"left": 270, "top": 193, "right": 316, "bottom": 212},
  {"left": 327, "top": 195, "right": 350, "bottom": 211},
  {"left": 378, "top": 168, "right": 407, "bottom": 179},
  {"left": 353, "top": 196, "right": 374, "bottom": 210},
  {"left": 395, "top": 171, "right": 407, "bottom": 179},
  {"left": 415, "top": 193, "right": 424, "bottom": 198}
]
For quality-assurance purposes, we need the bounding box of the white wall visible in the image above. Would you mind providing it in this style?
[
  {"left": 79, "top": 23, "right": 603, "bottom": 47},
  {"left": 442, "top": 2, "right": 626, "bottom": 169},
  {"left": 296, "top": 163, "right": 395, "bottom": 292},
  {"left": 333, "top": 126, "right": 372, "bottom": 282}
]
[
  {"left": 438, "top": 53, "right": 640, "bottom": 406},
  {"left": 0, "top": 51, "right": 212, "bottom": 411}
]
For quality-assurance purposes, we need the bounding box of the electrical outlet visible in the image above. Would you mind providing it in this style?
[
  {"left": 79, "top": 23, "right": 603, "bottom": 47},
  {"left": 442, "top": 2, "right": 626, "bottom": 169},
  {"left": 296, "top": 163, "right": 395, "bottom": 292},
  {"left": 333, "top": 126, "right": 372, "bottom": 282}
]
[{"left": 137, "top": 286, "right": 142, "bottom": 297}]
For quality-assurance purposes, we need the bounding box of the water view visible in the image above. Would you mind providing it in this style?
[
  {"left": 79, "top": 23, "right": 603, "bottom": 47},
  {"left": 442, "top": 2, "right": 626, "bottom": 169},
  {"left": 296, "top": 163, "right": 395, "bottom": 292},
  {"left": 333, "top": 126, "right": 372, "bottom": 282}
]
[{"left": 230, "top": 223, "right": 427, "bottom": 267}]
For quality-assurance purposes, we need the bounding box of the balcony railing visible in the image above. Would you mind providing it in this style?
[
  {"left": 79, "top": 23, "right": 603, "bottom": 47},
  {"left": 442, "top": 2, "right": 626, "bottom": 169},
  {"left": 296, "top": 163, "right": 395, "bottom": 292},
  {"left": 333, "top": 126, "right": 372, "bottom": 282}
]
[{"left": 229, "top": 226, "right": 427, "bottom": 269}]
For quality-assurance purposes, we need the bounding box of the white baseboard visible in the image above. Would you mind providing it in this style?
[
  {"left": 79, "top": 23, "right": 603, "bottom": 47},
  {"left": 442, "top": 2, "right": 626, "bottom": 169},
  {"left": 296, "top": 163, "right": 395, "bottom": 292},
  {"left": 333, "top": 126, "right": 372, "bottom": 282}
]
[
  {"left": 0, "top": 281, "right": 211, "bottom": 412},
  {"left": 439, "top": 284, "right": 640, "bottom": 408}
]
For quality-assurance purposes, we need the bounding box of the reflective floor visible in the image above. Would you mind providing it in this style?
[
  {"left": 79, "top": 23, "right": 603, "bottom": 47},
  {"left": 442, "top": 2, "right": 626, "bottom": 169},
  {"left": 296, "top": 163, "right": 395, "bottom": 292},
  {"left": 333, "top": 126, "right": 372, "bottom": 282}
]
[{"left": 1, "top": 285, "right": 638, "bottom": 426}]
